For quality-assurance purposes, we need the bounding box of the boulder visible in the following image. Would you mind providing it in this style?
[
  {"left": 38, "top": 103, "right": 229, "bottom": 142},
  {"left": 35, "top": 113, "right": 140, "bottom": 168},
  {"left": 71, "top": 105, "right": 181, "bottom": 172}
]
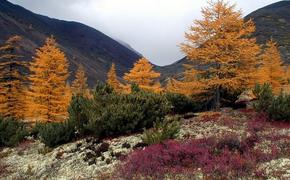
[{"left": 235, "top": 90, "right": 257, "bottom": 108}]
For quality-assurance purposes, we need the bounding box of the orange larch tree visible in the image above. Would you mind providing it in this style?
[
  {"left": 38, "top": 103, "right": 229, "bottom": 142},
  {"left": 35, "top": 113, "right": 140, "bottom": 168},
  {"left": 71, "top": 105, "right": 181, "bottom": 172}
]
[
  {"left": 65, "top": 82, "right": 73, "bottom": 105},
  {"left": 180, "top": 0, "right": 261, "bottom": 109},
  {"left": 287, "top": 66, "right": 290, "bottom": 83},
  {"left": 0, "top": 36, "right": 27, "bottom": 119},
  {"left": 257, "top": 40, "right": 287, "bottom": 93},
  {"left": 106, "top": 63, "right": 122, "bottom": 93},
  {"left": 123, "top": 57, "right": 162, "bottom": 93},
  {"left": 71, "top": 64, "right": 91, "bottom": 98},
  {"left": 166, "top": 63, "right": 206, "bottom": 96},
  {"left": 27, "top": 36, "right": 70, "bottom": 123}
]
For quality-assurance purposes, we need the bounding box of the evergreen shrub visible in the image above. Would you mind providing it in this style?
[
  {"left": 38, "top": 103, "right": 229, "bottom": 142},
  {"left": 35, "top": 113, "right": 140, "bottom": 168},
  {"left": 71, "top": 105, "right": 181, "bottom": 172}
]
[{"left": 0, "top": 117, "right": 28, "bottom": 147}]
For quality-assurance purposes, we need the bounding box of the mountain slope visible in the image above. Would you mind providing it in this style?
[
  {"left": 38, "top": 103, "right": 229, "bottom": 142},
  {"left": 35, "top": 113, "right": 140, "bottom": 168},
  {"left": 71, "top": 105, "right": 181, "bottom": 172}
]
[
  {"left": 0, "top": 0, "right": 141, "bottom": 86},
  {"left": 245, "top": 0, "right": 290, "bottom": 64},
  {"left": 158, "top": 0, "right": 290, "bottom": 81}
]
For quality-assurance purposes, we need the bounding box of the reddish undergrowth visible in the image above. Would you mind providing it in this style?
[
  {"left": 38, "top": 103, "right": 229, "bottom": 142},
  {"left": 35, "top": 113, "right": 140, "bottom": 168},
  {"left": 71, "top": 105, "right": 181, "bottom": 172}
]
[
  {"left": 118, "top": 110, "right": 290, "bottom": 179},
  {"left": 118, "top": 135, "right": 276, "bottom": 179}
]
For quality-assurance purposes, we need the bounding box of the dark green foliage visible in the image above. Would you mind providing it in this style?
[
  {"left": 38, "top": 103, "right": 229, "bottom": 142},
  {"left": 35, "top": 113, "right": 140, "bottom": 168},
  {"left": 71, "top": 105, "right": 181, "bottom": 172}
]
[
  {"left": 38, "top": 121, "right": 75, "bottom": 147},
  {"left": 142, "top": 116, "right": 181, "bottom": 145},
  {"left": 268, "top": 93, "right": 290, "bottom": 121},
  {"left": 29, "top": 122, "right": 43, "bottom": 138},
  {"left": 68, "top": 95, "right": 91, "bottom": 135},
  {"left": 85, "top": 102, "right": 144, "bottom": 136},
  {"left": 253, "top": 83, "right": 290, "bottom": 121},
  {"left": 93, "top": 81, "right": 114, "bottom": 97},
  {"left": 0, "top": 117, "right": 28, "bottom": 147},
  {"left": 253, "top": 83, "right": 274, "bottom": 112},
  {"left": 70, "top": 82, "right": 170, "bottom": 138},
  {"left": 131, "top": 83, "right": 141, "bottom": 93},
  {"left": 165, "top": 93, "right": 198, "bottom": 114}
]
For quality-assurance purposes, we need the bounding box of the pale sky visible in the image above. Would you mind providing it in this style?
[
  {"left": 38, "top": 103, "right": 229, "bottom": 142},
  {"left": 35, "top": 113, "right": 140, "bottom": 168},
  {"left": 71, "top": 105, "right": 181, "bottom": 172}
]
[{"left": 8, "top": 0, "right": 280, "bottom": 65}]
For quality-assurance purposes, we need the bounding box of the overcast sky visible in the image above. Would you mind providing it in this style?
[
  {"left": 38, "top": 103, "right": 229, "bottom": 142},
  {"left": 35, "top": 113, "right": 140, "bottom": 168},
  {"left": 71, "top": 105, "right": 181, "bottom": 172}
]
[{"left": 8, "top": 0, "right": 279, "bottom": 66}]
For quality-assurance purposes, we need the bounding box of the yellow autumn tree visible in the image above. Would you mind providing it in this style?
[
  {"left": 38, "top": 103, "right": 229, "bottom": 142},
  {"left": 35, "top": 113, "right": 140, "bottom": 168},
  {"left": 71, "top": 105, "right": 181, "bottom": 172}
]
[
  {"left": 0, "top": 36, "right": 27, "bottom": 119},
  {"left": 27, "top": 36, "right": 70, "bottom": 123},
  {"left": 287, "top": 66, "right": 290, "bottom": 83},
  {"left": 65, "top": 82, "right": 73, "bottom": 105},
  {"left": 257, "top": 40, "right": 287, "bottom": 93},
  {"left": 282, "top": 66, "right": 290, "bottom": 94},
  {"left": 180, "top": 0, "right": 261, "bottom": 109},
  {"left": 166, "top": 63, "right": 206, "bottom": 96},
  {"left": 123, "top": 57, "right": 162, "bottom": 93},
  {"left": 106, "top": 63, "right": 122, "bottom": 93},
  {"left": 71, "top": 64, "right": 91, "bottom": 98}
]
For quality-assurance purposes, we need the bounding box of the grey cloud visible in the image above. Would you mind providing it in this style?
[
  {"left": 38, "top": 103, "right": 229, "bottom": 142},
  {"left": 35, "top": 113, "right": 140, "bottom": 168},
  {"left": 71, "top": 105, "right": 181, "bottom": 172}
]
[{"left": 8, "top": 0, "right": 279, "bottom": 65}]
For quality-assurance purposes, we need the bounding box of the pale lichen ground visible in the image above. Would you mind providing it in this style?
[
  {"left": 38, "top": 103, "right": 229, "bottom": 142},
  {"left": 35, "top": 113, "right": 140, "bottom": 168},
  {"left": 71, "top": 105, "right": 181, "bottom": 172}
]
[{"left": 0, "top": 135, "right": 142, "bottom": 179}]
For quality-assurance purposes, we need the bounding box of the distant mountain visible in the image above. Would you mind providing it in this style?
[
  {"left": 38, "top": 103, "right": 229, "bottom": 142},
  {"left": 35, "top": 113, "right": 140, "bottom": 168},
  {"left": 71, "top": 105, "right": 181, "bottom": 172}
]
[
  {"left": 245, "top": 0, "right": 290, "bottom": 64},
  {"left": 115, "top": 39, "right": 143, "bottom": 57},
  {"left": 0, "top": 0, "right": 141, "bottom": 86},
  {"left": 158, "top": 0, "right": 290, "bottom": 81},
  {"left": 154, "top": 57, "right": 189, "bottom": 82}
]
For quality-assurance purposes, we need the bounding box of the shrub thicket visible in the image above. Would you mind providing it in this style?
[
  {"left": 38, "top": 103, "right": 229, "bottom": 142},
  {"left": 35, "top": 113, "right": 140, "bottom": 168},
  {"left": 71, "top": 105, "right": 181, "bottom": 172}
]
[
  {"left": 68, "top": 82, "right": 170, "bottom": 138},
  {"left": 253, "top": 83, "right": 290, "bottom": 121},
  {"left": 268, "top": 93, "right": 290, "bottom": 121},
  {"left": 253, "top": 83, "right": 274, "bottom": 112},
  {"left": 0, "top": 117, "right": 28, "bottom": 147},
  {"left": 142, "top": 116, "right": 181, "bottom": 145},
  {"left": 165, "top": 93, "right": 198, "bottom": 114},
  {"left": 68, "top": 95, "right": 91, "bottom": 135},
  {"left": 38, "top": 121, "right": 75, "bottom": 147}
]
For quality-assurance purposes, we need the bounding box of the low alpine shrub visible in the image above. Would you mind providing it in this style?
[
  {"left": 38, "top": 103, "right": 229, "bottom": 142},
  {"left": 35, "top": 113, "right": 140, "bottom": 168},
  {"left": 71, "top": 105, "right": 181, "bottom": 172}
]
[
  {"left": 268, "top": 93, "right": 290, "bottom": 121},
  {"left": 142, "top": 116, "right": 181, "bottom": 145},
  {"left": 74, "top": 82, "right": 170, "bottom": 138},
  {"left": 38, "top": 120, "right": 75, "bottom": 147},
  {"left": 165, "top": 93, "right": 199, "bottom": 114},
  {"left": 253, "top": 83, "right": 290, "bottom": 121},
  {"left": 0, "top": 117, "right": 28, "bottom": 147},
  {"left": 253, "top": 83, "right": 274, "bottom": 112},
  {"left": 68, "top": 95, "right": 91, "bottom": 135}
]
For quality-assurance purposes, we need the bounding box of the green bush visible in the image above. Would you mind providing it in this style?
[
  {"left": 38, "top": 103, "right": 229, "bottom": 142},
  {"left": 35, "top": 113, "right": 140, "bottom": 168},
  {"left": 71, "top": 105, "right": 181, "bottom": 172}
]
[
  {"left": 268, "top": 93, "right": 290, "bottom": 121},
  {"left": 72, "top": 82, "right": 170, "bottom": 138},
  {"left": 38, "top": 121, "right": 75, "bottom": 147},
  {"left": 68, "top": 95, "right": 91, "bottom": 135},
  {"left": 165, "top": 93, "right": 198, "bottom": 114},
  {"left": 142, "top": 116, "right": 181, "bottom": 145},
  {"left": 253, "top": 83, "right": 290, "bottom": 121},
  {"left": 29, "top": 121, "right": 44, "bottom": 138},
  {"left": 253, "top": 83, "right": 274, "bottom": 112},
  {"left": 0, "top": 117, "right": 28, "bottom": 147}
]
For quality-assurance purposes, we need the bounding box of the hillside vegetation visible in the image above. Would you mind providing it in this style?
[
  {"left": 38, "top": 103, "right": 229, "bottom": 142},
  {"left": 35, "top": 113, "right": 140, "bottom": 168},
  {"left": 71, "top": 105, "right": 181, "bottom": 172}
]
[{"left": 0, "top": 0, "right": 290, "bottom": 179}]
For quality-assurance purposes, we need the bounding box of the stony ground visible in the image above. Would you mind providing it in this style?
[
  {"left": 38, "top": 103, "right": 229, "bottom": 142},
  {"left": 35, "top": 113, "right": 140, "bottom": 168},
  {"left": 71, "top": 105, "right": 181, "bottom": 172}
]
[{"left": 0, "top": 108, "right": 289, "bottom": 179}]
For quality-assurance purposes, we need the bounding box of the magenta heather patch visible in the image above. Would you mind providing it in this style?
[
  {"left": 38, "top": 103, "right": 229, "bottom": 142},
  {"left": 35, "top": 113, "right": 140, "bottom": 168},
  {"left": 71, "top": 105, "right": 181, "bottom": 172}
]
[{"left": 118, "top": 136, "right": 270, "bottom": 179}]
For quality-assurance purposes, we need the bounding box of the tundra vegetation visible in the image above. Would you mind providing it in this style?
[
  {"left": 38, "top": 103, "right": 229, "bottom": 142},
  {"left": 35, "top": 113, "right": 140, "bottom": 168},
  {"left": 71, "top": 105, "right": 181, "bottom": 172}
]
[{"left": 0, "top": 0, "right": 289, "bottom": 179}]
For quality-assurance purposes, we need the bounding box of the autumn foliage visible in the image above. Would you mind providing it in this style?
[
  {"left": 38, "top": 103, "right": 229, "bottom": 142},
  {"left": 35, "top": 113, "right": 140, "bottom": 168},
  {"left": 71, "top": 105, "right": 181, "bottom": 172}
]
[
  {"left": 124, "top": 57, "right": 162, "bottom": 93},
  {"left": 107, "top": 63, "right": 122, "bottom": 93},
  {"left": 166, "top": 67, "right": 205, "bottom": 96},
  {"left": 180, "top": 0, "right": 261, "bottom": 108},
  {"left": 287, "top": 66, "right": 290, "bottom": 82},
  {"left": 0, "top": 36, "right": 27, "bottom": 119},
  {"left": 72, "top": 64, "right": 91, "bottom": 98},
  {"left": 257, "top": 40, "right": 287, "bottom": 93},
  {"left": 26, "top": 37, "right": 71, "bottom": 123}
]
